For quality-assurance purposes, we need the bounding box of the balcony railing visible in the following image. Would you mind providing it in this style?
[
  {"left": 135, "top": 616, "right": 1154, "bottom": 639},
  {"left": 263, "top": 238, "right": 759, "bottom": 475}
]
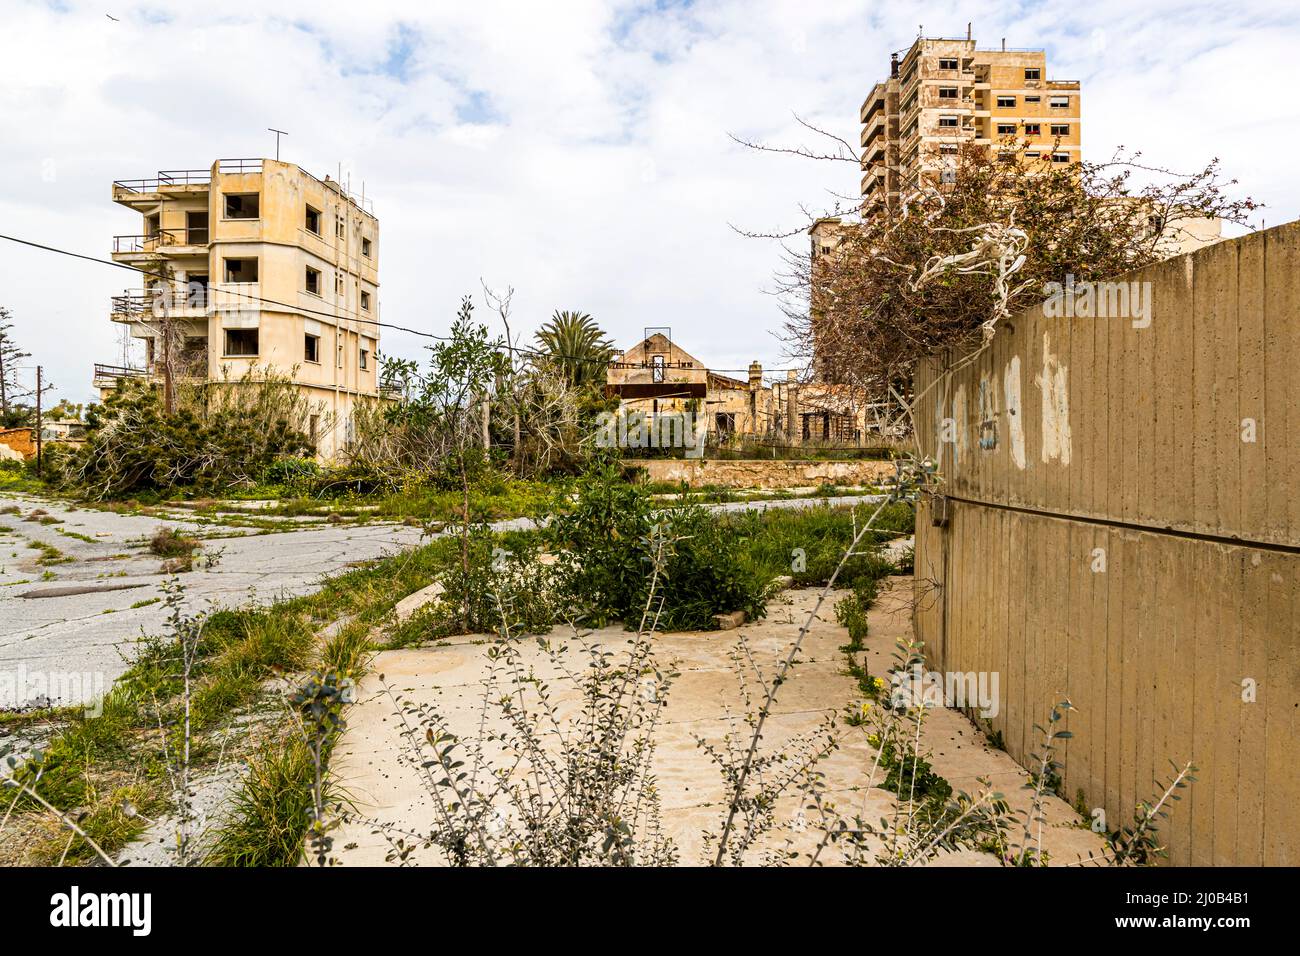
[
  {"left": 112, "top": 169, "right": 211, "bottom": 193},
  {"left": 93, "top": 363, "right": 147, "bottom": 387},
  {"left": 111, "top": 288, "right": 211, "bottom": 317},
  {"left": 112, "top": 228, "right": 209, "bottom": 253}
]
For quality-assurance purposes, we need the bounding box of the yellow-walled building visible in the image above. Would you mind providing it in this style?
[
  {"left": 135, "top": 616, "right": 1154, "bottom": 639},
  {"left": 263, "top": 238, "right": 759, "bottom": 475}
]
[
  {"left": 97, "top": 158, "right": 383, "bottom": 458},
  {"left": 861, "top": 35, "right": 1082, "bottom": 212}
]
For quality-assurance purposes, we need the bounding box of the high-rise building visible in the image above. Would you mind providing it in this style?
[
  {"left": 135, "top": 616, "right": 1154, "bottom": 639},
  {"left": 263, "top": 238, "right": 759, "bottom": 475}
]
[
  {"left": 860, "top": 34, "right": 1082, "bottom": 213},
  {"left": 98, "top": 158, "right": 383, "bottom": 457}
]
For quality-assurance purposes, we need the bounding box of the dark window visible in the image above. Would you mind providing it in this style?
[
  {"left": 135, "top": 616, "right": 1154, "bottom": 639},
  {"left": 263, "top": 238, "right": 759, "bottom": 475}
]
[
  {"left": 306, "top": 205, "right": 321, "bottom": 234},
  {"left": 305, "top": 266, "right": 321, "bottom": 295},
  {"left": 359, "top": 348, "right": 369, "bottom": 370},
  {"left": 938, "top": 115, "right": 958, "bottom": 128},
  {"left": 1051, "top": 123, "right": 1070, "bottom": 135},
  {"left": 938, "top": 57, "right": 958, "bottom": 70},
  {"left": 186, "top": 211, "right": 208, "bottom": 245},
  {"left": 1050, "top": 96, "right": 1070, "bottom": 108},
  {"left": 938, "top": 87, "right": 957, "bottom": 99},
  {"left": 997, "top": 123, "right": 1017, "bottom": 135},
  {"left": 223, "top": 257, "right": 258, "bottom": 282},
  {"left": 1024, "top": 68, "right": 1041, "bottom": 81},
  {"left": 305, "top": 333, "right": 320, "bottom": 363},
  {"left": 997, "top": 95, "right": 1016, "bottom": 108},
  {"left": 224, "top": 193, "right": 259, "bottom": 219},
  {"left": 1025, "top": 95, "right": 1041, "bottom": 103},
  {"left": 1024, "top": 123, "right": 1041, "bottom": 135},
  {"left": 360, "top": 290, "right": 371, "bottom": 311},
  {"left": 1053, "top": 152, "right": 1071, "bottom": 163},
  {"left": 361, "top": 237, "right": 372, "bottom": 258},
  {"left": 224, "top": 328, "right": 258, "bottom": 356}
]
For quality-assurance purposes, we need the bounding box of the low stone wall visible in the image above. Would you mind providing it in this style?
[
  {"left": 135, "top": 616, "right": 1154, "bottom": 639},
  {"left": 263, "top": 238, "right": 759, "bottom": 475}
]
[{"left": 625, "top": 457, "right": 894, "bottom": 489}]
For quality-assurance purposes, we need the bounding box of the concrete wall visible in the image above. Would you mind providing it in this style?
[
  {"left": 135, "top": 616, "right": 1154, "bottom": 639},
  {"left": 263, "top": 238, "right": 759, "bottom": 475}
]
[
  {"left": 912, "top": 220, "right": 1300, "bottom": 865},
  {"left": 627, "top": 457, "right": 895, "bottom": 489}
]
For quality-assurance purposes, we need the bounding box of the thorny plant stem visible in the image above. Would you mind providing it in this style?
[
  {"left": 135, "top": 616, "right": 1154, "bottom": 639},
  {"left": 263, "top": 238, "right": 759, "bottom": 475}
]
[{"left": 713, "top": 496, "right": 890, "bottom": 865}]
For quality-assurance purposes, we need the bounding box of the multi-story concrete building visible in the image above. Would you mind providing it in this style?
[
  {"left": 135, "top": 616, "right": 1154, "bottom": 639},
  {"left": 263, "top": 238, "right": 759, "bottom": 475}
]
[
  {"left": 96, "top": 158, "right": 382, "bottom": 457},
  {"left": 860, "top": 34, "right": 1082, "bottom": 212}
]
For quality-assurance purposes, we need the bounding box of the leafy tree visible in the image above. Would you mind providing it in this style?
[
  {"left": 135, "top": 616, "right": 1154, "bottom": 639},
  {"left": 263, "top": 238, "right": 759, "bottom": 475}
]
[
  {"left": 52, "top": 373, "right": 315, "bottom": 499},
  {"left": 388, "top": 296, "right": 508, "bottom": 627},
  {"left": 534, "top": 310, "right": 614, "bottom": 390}
]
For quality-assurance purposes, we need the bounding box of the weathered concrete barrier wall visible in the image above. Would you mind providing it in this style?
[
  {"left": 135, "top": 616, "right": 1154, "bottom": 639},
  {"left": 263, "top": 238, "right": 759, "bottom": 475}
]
[
  {"left": 625, "top": 457, "right": 894, "bottom": 489},
  {"left": 913, "top": 221, "right": 1300, "bottom": 865}
]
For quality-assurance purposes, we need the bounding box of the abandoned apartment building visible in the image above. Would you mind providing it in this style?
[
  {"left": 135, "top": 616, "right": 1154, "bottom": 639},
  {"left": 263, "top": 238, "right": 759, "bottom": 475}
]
[
  {"left": 96, "top": 157, "right": 384, "bottom": 458},
  {"left": 604, "top": 331, "right": 881, "bottom": 446}
]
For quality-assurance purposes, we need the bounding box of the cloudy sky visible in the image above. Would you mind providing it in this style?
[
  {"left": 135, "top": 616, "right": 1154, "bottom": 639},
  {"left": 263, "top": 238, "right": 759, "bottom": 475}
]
[{"left": 1, "top": 0, "right": 1295, "bottom": 406}]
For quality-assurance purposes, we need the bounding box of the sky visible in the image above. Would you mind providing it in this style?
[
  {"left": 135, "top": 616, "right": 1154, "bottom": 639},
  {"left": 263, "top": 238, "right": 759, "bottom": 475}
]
[{"left": 1, "top": 0, "right": 1296, "bottom": 407}]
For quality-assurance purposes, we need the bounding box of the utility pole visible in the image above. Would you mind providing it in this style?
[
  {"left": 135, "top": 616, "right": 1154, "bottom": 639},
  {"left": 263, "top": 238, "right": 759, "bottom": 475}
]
[
  {"left": 158, "top": 291, "right": 175, "bottom": 415},
  {"left": 34, "top": 365, "right": 42, "bottom": 476}
]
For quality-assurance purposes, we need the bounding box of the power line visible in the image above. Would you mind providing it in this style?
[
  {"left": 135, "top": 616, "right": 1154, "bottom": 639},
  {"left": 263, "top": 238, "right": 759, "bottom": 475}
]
[{"left": 0, "top": 231, "right": 810, "bottom": 377}]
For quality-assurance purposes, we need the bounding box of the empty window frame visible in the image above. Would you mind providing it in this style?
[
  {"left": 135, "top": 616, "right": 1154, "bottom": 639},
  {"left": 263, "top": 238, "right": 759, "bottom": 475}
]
[
  {"left": 305, "top": 205, "right": 321, "bottom": 234},
  {"left": 224, "top": 328, "right": 259, "bottom": 357},
  {"left": 1050, "top": 123, "right": 1070, "bottom": 136},
  {"left": 361, "top": 236, "right": 372, "bottom": 258},
  {"left": 223, "top": 257, "right": 258, "bottom": 282},
  {"left": 1024, "top": 68, "right": 1041, "bottom": 81},
  {"left": 359, "top": 347, "right": 369, "bottom": 370},
  {"left": 938, "top": 86, "right": 958, "bottom": 99},
  {"left": 360, "top": 289, "right": 371, "bottom": 311},
  {"left": 305, "top": 333, "right": 320, "bottom": 363},
  {"left": 335, "top": 273, "right": 345, "bottom": 294},
  {"left": 938, "top": 57, "right": 959, "bottom": 70},
  {"left": 651, "top": 354, "right": 665, "bottom": 383},
  {"left": 1050, "top": 95, "right": 1070, "bottom": 108},
  {"left": 336, "top": 215, "right": 345, "bottom": 238},
  {"left": 996, "top": 95, "right": 1016, "bottom": 108},
  {"left": 305, "top": 266, "right": 321, "bottom": 295},
  {"left": 224, "top": 193, "right": 259, "bottom": 219}
]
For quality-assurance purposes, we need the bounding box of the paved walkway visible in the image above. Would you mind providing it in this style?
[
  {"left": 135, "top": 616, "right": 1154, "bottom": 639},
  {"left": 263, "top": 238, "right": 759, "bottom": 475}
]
[
  {"left": 0, "top": 494, "right": 427, "bottom": 707},
  {"left": 328, "top": 579, "right": 1108, "bottom": 867},
  {"left": 0, "top": 492, "right": 886, "bottom": 708}
]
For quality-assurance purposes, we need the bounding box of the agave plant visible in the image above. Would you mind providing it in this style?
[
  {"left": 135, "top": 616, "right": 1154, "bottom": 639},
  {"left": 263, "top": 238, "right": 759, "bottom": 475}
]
[{"left": 534, "top": 310, "right": 614, "bottom": 389}]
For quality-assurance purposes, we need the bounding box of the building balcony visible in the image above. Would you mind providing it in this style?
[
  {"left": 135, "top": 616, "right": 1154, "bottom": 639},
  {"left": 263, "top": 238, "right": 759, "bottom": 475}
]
[
  {"left": 112, "top": 169, "right": 211, "bottom": 207},
  {"left": 92, "top": 363, "right": 147, "bottom": 390},
  {"left": 110, "top": 289, "right": 211, "bottom": 323},
  {"left": 111, "top": 228, "right": 210, "bottom": 261}
]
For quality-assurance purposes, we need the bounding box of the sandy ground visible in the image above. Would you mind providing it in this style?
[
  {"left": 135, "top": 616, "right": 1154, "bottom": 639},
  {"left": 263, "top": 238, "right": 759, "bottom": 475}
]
[{"left": 327, "top": 578, "right": 1108, "bottom": 867}]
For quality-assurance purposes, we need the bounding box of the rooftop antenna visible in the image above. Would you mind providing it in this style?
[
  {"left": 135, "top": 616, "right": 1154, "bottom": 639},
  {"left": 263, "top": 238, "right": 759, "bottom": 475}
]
[{"left": 268, "top": 128, "right": 287, "bottom": 161}]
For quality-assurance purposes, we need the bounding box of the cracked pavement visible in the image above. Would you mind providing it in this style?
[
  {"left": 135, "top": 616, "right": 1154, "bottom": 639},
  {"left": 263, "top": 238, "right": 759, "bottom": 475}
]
[
  {"left": 0, "top": 491, "right": 888, "bottom": 708},
  {"left": 0, "top": 493, "right": 426, "bottom": 708}
]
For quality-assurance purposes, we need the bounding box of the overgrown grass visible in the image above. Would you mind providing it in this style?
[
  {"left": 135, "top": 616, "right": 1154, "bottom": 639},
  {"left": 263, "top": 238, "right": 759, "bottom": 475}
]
[
  {"left": 206, "top": 735, "right": 318, "bottom": 867},
  {"left": 724, "top": 500, "right": 914, "bottom": 588}
]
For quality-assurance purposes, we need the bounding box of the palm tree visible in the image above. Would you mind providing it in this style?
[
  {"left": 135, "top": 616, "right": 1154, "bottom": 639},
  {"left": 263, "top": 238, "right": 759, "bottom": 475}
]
[{"left": 534, "top": 310, "right": 614, "bottom": 389}]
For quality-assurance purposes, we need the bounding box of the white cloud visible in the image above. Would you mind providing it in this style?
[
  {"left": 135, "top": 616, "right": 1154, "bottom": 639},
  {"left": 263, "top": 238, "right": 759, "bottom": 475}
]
[{"left": 0, "top": 0, "right": 1292, "bottom": 405}]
